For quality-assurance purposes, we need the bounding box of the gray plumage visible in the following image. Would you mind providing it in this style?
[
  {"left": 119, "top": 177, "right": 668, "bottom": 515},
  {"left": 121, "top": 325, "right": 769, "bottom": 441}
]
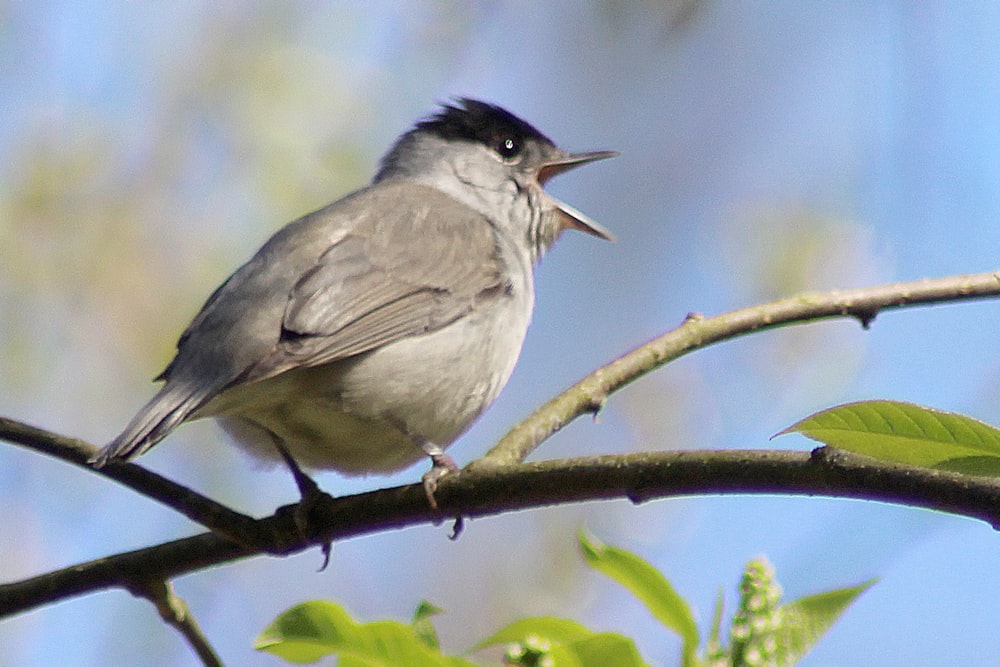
[{"left": 94, "top": 99, "right": 614, "bottom": 479}]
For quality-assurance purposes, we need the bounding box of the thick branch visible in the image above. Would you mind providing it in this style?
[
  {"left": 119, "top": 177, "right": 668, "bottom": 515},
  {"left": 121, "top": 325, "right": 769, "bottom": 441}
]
[
  {"left": 475, "top": 270, "right": 1000, "bottom": 467},
  {"left": 4, "top": 446, "right": 1000, "bottom": 619}
]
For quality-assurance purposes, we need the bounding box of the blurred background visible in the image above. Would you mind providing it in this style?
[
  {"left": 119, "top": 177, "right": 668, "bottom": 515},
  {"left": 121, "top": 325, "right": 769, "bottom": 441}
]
[{"left": 3, "top": 1, "right": 1000, "bottom": 664}]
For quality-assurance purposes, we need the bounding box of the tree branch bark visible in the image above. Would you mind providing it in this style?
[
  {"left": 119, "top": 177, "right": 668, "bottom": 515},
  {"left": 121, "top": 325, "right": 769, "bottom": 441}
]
[{"left": 4, "top": 446, "right": 1000, "bottom": 619}]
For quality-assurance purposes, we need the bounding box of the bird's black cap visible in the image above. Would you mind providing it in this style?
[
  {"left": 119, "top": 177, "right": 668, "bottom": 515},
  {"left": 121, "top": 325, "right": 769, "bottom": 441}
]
[
  {"left": 375, "top": 98, "right": 561, "bottom": 182},
  {"left": 415, "top": 98, "right": 556, "bottom": 151}
]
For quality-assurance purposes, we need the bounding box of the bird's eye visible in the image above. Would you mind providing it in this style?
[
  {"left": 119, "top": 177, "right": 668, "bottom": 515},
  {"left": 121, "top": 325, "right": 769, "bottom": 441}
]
[{"left": 496, "top": 136, "right": 522, "bottom": 160}]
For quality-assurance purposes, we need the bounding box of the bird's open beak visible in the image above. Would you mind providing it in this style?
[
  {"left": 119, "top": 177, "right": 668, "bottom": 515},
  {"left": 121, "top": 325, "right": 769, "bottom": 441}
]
[{"left": 538, "top": 150, "right": 618, "bottom": 241}]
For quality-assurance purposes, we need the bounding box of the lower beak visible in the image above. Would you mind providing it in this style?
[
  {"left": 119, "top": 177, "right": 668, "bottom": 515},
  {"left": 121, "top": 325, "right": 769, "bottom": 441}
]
[
  {"left": 551, "top": 198, "right": 616, "bottom": 241},
  {"left": 538, "top": 150, "right": 618, "bottom": 242}
]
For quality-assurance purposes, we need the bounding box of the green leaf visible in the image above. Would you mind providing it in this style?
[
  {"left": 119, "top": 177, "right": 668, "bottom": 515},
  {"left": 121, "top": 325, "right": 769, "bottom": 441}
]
[
  {"left": 705, "top": 589, "right": 725, "bottom": 660},
  {"left": 255, "top": 600, "right": 476, "bottom": 666},
  {"left": 708, "top": 589, "right": 723, "bottom": 646},
  {"left": 562, "top": 633, "right": 649, "bottom": 667},
  {"left": 777, "top": 400, "right": 1000, "bottom": 473},
  {"left": 412, "top": 600, "right": 444, "bottom": 650},
  {"left": 934, "top": 455, "right": 1000, "bottom": 476},
  {"left": 542, "top": 646, "right": 586, "bottom": 667},
  {"left": 578, "top": 530, "right": 698, "bottom": 666},
  {"left": 255, "top": 600, "right": 359, "bottom": 664},
  {"left": 477, "top": 623, "right": 647, "bottom": 667},
  {"left": 773, "top": 579, "right": 876, "bottom": 664},
  {"left": 473, "top": 616, "right": 594, "bottom": 651}
]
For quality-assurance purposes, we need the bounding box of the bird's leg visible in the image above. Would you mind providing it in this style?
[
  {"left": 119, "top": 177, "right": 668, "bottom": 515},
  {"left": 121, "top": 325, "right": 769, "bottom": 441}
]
[
  {"left": 420, "top": 443, "right": 459, "bottom": 511},
  {"left": 272, "top": 441, "right": 334, "bottom": 569},
  {"left": 273, "top": 442, "right": 321, "bottom": 506}
]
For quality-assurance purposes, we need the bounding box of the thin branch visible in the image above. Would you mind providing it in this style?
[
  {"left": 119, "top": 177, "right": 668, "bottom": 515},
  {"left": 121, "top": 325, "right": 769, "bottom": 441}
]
[
  {"left": 0, "top": 417, "right": 297, "bottom": 553},
  {"left": 475, "top": 270, "right": 1000, "bottom": 467},
  {"left": 4, "top": 446, "right": 1000, "bottom": 619},
  {"left": 129, "top": 579, "right": 224, "bottom": 667}
]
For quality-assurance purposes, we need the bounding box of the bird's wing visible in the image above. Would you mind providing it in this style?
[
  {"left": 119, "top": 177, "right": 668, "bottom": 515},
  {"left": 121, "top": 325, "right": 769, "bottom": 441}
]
[
  {"left": 243, "top": 181, "right": 505, "bottom": 380},
  {"left": 97, "top": 181, "right": 504, "bottom": 461}
]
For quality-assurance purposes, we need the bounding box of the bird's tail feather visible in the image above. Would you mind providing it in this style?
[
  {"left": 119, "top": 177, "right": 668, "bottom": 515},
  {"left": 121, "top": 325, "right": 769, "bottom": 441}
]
[{"left": 91, "top": 384, "right": 213, "bottom": 466}]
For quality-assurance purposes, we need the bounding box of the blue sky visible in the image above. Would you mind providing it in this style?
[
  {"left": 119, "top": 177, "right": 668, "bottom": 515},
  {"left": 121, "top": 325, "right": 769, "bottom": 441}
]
[{"left": 2, "top": 2, "right": 1000, "bottom": 665}]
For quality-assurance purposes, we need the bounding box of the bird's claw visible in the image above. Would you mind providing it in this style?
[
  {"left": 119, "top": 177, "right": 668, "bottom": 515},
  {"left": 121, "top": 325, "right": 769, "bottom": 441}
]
[{"left": 422, "top": 452, "right": 459, "bottom": 511}]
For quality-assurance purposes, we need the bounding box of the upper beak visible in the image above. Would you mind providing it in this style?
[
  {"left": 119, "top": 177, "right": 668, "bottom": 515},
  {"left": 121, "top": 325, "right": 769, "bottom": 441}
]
[{"left": 537, "top": 150, "right": 618, "bottom": 242}]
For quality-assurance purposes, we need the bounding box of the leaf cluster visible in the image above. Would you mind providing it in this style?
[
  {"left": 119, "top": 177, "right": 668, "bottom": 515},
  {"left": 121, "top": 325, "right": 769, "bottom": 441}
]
[{"left": 256, "top": 533, "right": 872, "bottom": 667}]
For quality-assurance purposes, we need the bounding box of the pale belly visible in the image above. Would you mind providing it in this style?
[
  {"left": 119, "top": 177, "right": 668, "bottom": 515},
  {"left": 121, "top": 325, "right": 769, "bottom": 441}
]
[{"left": 200, "top": 297, "right": 531, "bottom": 475}]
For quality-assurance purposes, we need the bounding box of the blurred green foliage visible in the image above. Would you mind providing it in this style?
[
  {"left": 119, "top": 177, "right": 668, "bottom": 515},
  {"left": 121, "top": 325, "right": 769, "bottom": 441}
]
[{"left": 257, "top": 535, "right": 871, "bottom": 666}]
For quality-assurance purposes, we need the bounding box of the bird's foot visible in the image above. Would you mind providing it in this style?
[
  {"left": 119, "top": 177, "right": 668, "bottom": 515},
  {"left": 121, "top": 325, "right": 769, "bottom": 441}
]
[
  {"left": 274, "top": 443, "right": 335, "bottom": 570},
  {"left": 421, "top": 452, "right": 459, "bottom": 511}
]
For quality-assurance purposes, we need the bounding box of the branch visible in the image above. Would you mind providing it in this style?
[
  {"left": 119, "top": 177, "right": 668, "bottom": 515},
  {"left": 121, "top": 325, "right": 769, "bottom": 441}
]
[
  {"left": 4, "top": 446, "right": 1000, "bottom": 619},
  {"left": 2, "top": 271, "right": 1000, "bottom": 628},
  {"left": 0, "top": 417, "right": 301, "bottom": 553},
  {"left": 475, "top": 269, "right": 1000, "bottom": 467},
  {"left": 129, "top": 579, "right": 223, "bottom": 667},
  {"left": 3, "top": 272, "right": 998, "bottom": 538}
]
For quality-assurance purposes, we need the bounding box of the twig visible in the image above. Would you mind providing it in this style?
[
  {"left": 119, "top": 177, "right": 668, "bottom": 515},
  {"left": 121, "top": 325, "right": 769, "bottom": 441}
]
[
  {"left": 0, "top": 417, "right": 291, "bottom": 552},
  {"left": 474, "top": 270, "right": 1000, "bottom": 467},
  {"left": 129, "top": 579, "right": 224, "bottom": 667}
]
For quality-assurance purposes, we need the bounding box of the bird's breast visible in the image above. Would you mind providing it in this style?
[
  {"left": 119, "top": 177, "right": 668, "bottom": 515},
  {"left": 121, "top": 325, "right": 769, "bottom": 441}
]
[{"left": 209, "top": 278, "right": 533, "bottom": 475}]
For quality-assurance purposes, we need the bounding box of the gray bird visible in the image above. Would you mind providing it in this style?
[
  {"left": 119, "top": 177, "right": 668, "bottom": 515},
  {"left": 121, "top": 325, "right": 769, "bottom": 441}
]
[{"left": 93, "top": 99, "right": 615, "bottom": 504}]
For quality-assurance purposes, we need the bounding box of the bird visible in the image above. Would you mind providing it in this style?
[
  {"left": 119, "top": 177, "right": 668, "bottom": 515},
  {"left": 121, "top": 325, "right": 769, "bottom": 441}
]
[{"left": 93, "top": 98, "right": 615, "bottom": 507}]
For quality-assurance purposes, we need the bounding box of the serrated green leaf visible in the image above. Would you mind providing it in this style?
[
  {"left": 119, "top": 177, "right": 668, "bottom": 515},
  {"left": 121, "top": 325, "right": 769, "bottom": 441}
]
[
  {"left": 777, "top": 400, "right": 1000, "bottom": 473},
  {"left": 773, "top": 579, "right": 876, "bottom": 664},
  {"left": 255, "top": 600, "right": 475, "bottom": 666},
  {"left": 578, "top": 530, "right": 698, "bottom": 667},
  {"left": 472, "top": 616, "right": 594, "bottom": 651}
]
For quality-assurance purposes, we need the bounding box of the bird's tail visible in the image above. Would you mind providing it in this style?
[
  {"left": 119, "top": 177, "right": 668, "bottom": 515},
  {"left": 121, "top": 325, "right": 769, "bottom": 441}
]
[{"left": 91, "top": 383, "right": 213, "bottom": 466}]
